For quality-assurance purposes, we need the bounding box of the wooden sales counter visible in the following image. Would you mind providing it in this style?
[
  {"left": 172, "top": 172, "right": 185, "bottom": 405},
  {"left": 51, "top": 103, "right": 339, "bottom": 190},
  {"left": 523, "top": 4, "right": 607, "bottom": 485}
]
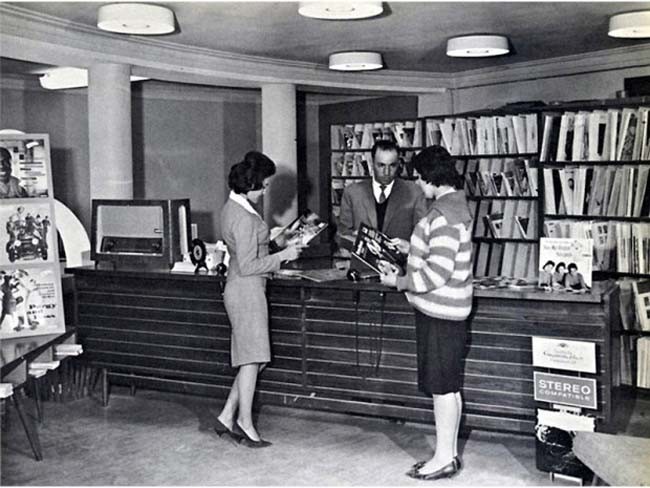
[{"left": 67, "top": 267, "right": 621, "bottom": 434}]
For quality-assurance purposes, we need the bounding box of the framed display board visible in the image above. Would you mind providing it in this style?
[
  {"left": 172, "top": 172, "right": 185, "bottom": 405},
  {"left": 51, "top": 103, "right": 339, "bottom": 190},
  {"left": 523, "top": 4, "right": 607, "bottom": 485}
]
[{"left": 0, "top": 134, "right": 65, "bottom": 339}]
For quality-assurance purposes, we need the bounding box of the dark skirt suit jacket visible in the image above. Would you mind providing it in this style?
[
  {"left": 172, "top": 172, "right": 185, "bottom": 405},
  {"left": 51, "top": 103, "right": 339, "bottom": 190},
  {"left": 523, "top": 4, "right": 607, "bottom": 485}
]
[
  {"left": 221, "top": 198, "right": 282, "bottom": 367},
  {"left": 338, "top": 178, "right": 429, "bottom": 245}
]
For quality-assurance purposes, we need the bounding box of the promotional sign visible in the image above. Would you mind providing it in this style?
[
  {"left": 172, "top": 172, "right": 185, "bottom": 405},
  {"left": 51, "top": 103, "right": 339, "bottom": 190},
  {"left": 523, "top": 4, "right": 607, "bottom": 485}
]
[
  {"left": 532, "top": 337, "right": 597, "bottom": 373},
  {"left": 534, "top": 372, "right": 597, "bottom": 409}
]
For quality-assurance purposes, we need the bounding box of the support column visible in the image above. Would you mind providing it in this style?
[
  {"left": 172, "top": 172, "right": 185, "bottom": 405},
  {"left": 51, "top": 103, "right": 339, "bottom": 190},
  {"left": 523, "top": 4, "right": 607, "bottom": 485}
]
[
  {"left": 88, "top": 63, "right": 133, "bottom": 200},
  {"left": 261, "top": 83, "right": 297, "bottom": 227}
]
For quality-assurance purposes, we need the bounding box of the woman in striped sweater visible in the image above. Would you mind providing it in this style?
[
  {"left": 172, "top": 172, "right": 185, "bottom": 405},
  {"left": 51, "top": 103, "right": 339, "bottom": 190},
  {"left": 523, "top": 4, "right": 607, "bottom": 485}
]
[{"left": 379, "top": 145, "right": 473, "bottom": 481}]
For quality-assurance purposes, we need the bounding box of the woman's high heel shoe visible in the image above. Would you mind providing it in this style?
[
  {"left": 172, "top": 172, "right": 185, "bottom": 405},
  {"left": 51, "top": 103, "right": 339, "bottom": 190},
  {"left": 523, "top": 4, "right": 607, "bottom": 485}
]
[
  {"left": 214, "top": 419, "right": 244, "bottom": 442},
  {"left": 234, "top": 421, "right": 272, "bottom": 448}
]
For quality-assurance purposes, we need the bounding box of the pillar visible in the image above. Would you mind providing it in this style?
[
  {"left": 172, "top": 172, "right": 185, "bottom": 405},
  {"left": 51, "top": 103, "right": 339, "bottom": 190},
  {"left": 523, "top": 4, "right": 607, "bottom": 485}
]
[
  {"left": 88, "top": 63, "right": 133, "bottom": 200},
  {"left": 261, "top": 83, "right": 297, "bottom": 227}
]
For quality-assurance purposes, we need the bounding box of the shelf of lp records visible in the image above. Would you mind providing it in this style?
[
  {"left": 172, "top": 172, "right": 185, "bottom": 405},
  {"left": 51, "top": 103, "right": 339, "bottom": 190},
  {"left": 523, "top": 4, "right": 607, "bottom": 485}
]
[
  {"left": 540, "top": 104, "right": 650, "bottom": 278},
  {"left": 330, "top": 120, "right": 423, "bottom": 221},
  {"left": 426, "top": 111, "right": 542, "bottom": 280},
  {"left": 460, "top": 155, "right": 540, "bottom": 280},
  {"left": 330, "top": 119, "right": 423, "bottom": 152},
  {"left": 631, "top": 280, "right": 650, "bottom": 389},
  {"left": 637, "top": 336, "right": 650, "bottom": 389},
  {"left": 424, "top": 112, "right": 539, "bottom": 157}
]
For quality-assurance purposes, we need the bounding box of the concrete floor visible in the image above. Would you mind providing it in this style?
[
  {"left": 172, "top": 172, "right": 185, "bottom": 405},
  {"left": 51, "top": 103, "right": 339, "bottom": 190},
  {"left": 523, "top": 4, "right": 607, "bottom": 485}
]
[{"left": 1, "top": 386, "right": 648, "bottom": 486}]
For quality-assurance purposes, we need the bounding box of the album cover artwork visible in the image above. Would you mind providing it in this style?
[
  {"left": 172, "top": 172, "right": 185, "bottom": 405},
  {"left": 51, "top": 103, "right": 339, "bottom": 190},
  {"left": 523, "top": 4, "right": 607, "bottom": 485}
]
[
  {"left": 0, "top": 203, "right": 54, "bottom": 265},
  {"left": 538, "top": 238, "right": 593, "bottom": 291},
  {"left": 0, "top": 138, "right": 50, "bottom": 199},
  {"left": 352, "top": 223, "right": 407, "bottom": 275},
  {"left": 0, "top": 267, "right": 64, "bottom": 338},
  {"left": 270, "top": 209, "right": 328, "bottom": 252}
]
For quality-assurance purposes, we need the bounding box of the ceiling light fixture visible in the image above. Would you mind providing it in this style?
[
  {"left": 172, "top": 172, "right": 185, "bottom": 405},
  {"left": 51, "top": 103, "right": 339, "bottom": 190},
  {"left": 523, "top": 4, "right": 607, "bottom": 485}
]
[
  {"left": 446, "top": 35, "right": 509, "bottom": 58},
  {"left": 97, "top": 3, "right": 175, "bottom": 35},
  {"left": 39, "top": 67, "right": 148, "bottom": 90},
  {"left": 608, "top": 11, "right": 650, "bottom": 38},
  {"left": 329, "top": 51, "right": 383, "bottom": 71},
  {"left": 298, "top": 1, "right": 382, "bottom": 20}
]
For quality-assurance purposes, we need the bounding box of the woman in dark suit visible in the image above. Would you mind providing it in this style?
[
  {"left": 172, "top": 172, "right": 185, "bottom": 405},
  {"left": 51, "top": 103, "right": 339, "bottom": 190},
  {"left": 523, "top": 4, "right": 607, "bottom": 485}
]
[{"left": 214, "top": 151, "right": 302, "bottom": 448}]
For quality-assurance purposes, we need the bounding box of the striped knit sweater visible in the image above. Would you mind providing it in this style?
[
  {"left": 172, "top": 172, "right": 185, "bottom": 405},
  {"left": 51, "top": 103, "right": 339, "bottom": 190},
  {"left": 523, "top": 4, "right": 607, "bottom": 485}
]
[{"left": 395, "top": 190, "right": 473, "bottom": 321}]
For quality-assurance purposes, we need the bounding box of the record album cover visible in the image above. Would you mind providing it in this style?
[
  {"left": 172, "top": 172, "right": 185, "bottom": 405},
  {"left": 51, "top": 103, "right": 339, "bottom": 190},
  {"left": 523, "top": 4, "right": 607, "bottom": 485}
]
[
  {"left": 351, "top": 223, "right": 407, "bottom": 275},
  {"left": 0, "top": 267, "right": 63, "bottom": 336},
  {"left": 538, "top": 237, "right": 593, "bottom": 291},
  {"left": 270, "top": 209, "right": 328, "bottom": 252},
  {"left": 0, "top": 138, "right": 50, "bottom": 199},
  {"left": 0, "top": 203, "right": 54, "bottom": 265}
]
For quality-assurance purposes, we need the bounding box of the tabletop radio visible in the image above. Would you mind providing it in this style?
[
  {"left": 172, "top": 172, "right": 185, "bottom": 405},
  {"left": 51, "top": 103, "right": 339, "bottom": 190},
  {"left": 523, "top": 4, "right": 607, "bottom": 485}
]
[{"left": 91, "top": 199, "right": 190, "bottom": 269}]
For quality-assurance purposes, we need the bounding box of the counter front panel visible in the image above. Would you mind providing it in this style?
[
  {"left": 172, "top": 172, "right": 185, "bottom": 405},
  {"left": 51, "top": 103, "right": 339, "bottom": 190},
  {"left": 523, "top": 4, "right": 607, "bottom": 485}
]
[{"left": 70, "top": 268, "right": 619, "bottom": 434}]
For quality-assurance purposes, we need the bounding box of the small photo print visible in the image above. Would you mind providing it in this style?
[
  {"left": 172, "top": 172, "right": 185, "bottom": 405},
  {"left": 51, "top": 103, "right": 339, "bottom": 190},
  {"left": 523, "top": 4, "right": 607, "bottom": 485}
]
[
  {"left": 539, "top": 238, "right": 593, "bottom": 292},
  {"left": 0, "top": 138, "right": 50, "bottom": 199},
  {"left": 0, "top": 204, "right": 54, "bottom": 265},
  {"left": 0, "top": 267, "right": 63, "bottom": 337}
]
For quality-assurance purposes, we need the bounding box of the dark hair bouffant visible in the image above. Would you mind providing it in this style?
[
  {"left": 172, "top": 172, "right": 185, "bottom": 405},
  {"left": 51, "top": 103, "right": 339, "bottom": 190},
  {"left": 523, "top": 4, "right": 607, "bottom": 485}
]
[
  {"left": 412, "top": 145, "right": 463, "bottom": 189},
  {"left": 228, "top": 151, "right": 276, "bottom": 194},
  {"left": 0, "top": 147, "right": 11, "bottom": 161}
]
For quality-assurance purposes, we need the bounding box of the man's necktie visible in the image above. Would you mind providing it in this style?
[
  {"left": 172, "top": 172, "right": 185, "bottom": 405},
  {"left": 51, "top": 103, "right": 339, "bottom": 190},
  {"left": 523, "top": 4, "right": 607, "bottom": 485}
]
[{"left": 378, "top": 185, "right": 387, "bottom": 204}]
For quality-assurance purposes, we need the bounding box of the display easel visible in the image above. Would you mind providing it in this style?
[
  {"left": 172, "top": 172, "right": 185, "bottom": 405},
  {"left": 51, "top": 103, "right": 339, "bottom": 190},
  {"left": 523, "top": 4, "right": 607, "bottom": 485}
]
[{"left": 0, "top": 134, "right": 66, "bottom": 339}]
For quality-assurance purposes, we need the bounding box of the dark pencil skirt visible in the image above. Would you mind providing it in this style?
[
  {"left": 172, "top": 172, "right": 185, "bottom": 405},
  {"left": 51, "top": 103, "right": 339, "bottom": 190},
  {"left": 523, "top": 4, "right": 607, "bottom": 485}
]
[{"left": 414, "top": 309, "right": 468, "bottom": 396}]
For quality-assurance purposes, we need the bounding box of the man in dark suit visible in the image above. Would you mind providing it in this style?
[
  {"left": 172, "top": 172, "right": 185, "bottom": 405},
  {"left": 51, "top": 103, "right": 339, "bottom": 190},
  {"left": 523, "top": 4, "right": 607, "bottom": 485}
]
[{"left": 337, "top": 140, "right": 428, "bottom": 251}]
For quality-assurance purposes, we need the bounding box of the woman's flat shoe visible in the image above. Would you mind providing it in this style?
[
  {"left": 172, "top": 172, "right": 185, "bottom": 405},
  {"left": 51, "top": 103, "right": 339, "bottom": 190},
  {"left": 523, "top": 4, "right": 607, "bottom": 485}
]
[
  {"left": 408, "top": 456, "right": 461, "bottom": 474},
  {"left": 234, "top": 422, "right": 272, "bottom": 448},
  {"left": 408, "top": 460, "right": 426, "bottom": 474},
  {"left": 407, "top": 458, "right": 461, "bottom": 481}
]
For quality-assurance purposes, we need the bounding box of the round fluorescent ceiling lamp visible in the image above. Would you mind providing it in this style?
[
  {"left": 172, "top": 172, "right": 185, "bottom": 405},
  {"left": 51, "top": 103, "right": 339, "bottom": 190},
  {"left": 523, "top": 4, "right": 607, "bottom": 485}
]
[
  {"left": 446, "top": 35, "right": 509, "bottom": 57},
  {"left": 39, "top": 67, "right": 88, "bottom": 90},
  {"left": 329, "top": 51, "right": 383, "bottom": 71},
  {"left": 608, "top": 11, "right": 650, "bottom": 38},
  {"left": 298, "top": 1, "right": 382, "bottom": 20},
  {"left": 97, "top": 3, "right": 175, "bottom": 35}
]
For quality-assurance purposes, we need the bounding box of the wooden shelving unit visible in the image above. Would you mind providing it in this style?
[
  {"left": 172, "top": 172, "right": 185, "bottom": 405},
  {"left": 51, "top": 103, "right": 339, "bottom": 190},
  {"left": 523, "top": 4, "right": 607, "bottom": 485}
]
[
  {"left": 423, "top": 110, "right": 542, "bottom": 280},
  {"left": 537, "top": 99, "right": 650, "bottom": 394},
  {"left": 538, "top": 100, "right": 650, "bottom": 279}
]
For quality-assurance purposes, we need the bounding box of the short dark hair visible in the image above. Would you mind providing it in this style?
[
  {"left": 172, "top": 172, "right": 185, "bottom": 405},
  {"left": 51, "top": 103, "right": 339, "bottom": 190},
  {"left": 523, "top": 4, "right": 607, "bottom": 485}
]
[
  {"left": 543, "top": 260, "right": 555, "bottom": 268},
  {"left": 567, "top": 262, "right": 578, "bottom": 272},
  {"left": 371, "top": 140, "right": 399, "bottom": 159},
  {"left": 555, "top": 262, "right": 566, "bottom": 271},
  {"left": 412, "top": 145, "right": 462, "bottom": 189},
  {"left": 228, "top": 151, "right": 276, "bottom": 194}
]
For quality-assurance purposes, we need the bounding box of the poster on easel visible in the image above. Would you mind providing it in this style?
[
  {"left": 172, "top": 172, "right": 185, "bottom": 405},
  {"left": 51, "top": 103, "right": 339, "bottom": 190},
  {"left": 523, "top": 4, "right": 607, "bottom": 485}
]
[{"left": 0, "top": 134, "right": 65, "bottom": 339}]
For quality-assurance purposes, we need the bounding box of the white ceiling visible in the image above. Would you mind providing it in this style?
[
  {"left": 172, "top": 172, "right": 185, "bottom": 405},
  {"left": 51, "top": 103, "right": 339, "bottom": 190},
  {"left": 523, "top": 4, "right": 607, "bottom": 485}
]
[{"left": 4, "top": 1, "right": 650, "bottom": 75}]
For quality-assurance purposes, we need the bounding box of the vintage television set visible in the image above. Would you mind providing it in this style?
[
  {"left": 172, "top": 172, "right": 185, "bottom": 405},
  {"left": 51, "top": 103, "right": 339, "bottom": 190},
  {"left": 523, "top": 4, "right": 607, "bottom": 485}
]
[{"left": 91, "top": 199, "right": 191, "bottom": 269}]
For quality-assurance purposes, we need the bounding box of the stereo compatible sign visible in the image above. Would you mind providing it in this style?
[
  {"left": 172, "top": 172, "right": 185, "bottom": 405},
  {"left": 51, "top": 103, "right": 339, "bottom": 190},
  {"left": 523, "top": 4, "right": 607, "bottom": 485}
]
[
  {"left": 532, "top": 337, "right": 596, "bottom": 373},
  {"left": 534, "top": 372, "right": 597, "bottom": 409}
]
